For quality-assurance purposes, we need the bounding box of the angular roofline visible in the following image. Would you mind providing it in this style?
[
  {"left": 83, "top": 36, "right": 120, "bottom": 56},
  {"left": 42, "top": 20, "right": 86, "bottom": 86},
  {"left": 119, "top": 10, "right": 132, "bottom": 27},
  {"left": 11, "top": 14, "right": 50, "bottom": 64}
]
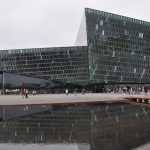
[
  {"left": 85, "top": 7, "right": 150, "bottom": 25},
  {"left": 0, "top": 45, "right": 87, "bottom": 52}
]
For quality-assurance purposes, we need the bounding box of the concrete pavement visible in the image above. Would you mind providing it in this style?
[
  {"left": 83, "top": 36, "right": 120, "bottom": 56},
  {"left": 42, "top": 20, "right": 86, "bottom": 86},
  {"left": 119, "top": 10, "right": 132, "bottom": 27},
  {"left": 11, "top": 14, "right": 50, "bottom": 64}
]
[{"left": 0, "top": 93, "right": 129, "bottom": 106}]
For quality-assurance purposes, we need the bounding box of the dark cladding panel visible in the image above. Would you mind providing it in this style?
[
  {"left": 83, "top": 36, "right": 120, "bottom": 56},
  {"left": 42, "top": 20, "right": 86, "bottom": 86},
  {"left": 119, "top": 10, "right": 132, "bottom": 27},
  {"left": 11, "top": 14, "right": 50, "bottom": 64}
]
[
  {"left": 0, "top": 46, "right": 89, "bottom": 85},
  {"left": 85, "top": 8, "right": 150, "bottom": 84}
]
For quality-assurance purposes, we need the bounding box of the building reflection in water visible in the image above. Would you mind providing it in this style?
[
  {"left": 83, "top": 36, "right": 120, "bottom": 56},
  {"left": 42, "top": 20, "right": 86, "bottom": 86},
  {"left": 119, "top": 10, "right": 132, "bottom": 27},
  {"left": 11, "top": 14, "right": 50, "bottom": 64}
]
[{"left": 0, "top": 103, "right": 149, "bottom": 150}]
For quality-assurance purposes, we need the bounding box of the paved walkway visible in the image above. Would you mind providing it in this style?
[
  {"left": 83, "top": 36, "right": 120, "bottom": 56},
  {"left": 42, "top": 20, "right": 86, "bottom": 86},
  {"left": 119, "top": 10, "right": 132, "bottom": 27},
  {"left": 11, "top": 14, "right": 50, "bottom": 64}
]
[{"left": 0, "top": 93, "right": 130, "bottom": 106}]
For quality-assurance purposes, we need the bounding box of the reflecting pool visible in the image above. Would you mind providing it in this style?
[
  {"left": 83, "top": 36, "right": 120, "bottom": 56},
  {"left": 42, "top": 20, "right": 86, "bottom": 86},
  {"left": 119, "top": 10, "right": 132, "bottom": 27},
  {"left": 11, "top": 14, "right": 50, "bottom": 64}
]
[{"left": 0, "top": 103, "right": 149, "bottom": 150}]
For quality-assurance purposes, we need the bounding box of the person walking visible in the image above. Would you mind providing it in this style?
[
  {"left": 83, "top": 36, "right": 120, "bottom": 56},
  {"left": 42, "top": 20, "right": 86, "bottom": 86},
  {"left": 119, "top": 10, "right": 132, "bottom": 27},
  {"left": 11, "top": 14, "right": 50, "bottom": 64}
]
[
  {"left": 82, "top": 88, "right": 85, "bottom": 95},
  {"left": 65, "top": 89, "right": 68, "bottom": 95},
  {"left": 22, "top": 89, "right": 25, "bottom": 99},
  {"left": 144, "top": 86, "right": 148, "bottom": 96},
  {"left": 74, "top": 88, "right": 77, "bottom": 96},
  {"left": 25, "top": 89, "right": 29, "bottom": 98},
  {"left": 126, "top": 86, "right": 130, "bottom": 94}
]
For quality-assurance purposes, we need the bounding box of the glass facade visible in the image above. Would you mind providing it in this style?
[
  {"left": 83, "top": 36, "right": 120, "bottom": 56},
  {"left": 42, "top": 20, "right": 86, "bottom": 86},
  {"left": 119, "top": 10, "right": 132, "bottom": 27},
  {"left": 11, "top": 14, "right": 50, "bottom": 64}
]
[
  {"left": 0, "top": 47, "right": 89, "bottom": 86},
  {"left": 0, "top": 72, "right": 52, "bottom": 91},
  {"left": 0, "top": 8, "right": 150, "bottom": 86},
  {"left": 85, "top": 8, "right": 150, "bottom": 84}
]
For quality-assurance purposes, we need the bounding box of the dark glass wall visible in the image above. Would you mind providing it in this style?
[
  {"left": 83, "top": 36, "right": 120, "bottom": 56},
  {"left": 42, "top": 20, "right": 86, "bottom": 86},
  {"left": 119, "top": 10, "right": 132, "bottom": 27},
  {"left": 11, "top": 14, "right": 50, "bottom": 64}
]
[
  {"left": 0, "top": 72, "right": 52, "bottom": 90},
  {"left": 85, "top": 8, "right": 150, "bottom": 84},
  {"left": 0, "top": 46, "right": 89, "bottom": 85}
]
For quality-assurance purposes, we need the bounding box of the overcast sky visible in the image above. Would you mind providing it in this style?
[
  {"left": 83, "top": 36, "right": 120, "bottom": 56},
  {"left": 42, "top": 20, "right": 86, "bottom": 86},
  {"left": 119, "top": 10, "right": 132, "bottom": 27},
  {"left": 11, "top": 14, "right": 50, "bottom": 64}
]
[{"left": 0, "top": 0, "right": 150, "bottom": 50}]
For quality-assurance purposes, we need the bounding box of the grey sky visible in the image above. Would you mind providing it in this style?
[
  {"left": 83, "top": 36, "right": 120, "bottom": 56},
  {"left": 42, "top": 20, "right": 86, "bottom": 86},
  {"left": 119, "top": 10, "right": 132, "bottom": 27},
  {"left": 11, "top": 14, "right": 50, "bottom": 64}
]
[{"left": 0, "top": 0, "right": 150, "bottom": 50}]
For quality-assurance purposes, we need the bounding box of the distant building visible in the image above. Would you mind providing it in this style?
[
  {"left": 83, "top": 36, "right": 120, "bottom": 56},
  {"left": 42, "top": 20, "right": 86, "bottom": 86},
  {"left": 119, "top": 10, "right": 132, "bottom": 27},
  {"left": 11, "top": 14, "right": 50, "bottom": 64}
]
[{"left": 0, "top": 8, "right": 150, "bottom": 91}]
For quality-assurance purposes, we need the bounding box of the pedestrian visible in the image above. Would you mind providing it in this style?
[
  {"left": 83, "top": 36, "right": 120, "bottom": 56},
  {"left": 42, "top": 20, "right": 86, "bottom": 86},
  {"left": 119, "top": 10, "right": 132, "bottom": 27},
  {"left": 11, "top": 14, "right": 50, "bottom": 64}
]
[
  {"left": 34, "top": 90, "right": 37, "bottom": 95},
  {"left": 144, "top": 86, "right": 148, "bottom": 96},
  {"left": 65, "top": 89, "right": 68, "bottom": 95},
  {"left": 25, "top": 89, "right": 28, "bottom": 98},
  {"left": 74, "top": 88, "right": 77, "bottom": 96},
  {"left": 126, "top": 86, "right": 130, "bottom": 94},
  {"left": 22, "top": 89, "right": 25, "bottom": 99},
  {"left": 32, "top": 90, "right": 35, "bottom": 95},
  {"left": 82, "top": 88, "right": 85, "bottom": 95}
]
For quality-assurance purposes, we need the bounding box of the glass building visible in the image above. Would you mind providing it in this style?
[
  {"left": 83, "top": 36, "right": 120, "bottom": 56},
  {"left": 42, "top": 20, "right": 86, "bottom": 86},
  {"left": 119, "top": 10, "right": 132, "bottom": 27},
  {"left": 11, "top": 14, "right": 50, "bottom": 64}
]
[
  {"left": 0, "top": 8, "right": 150, "bottom": 90},
  {"left": 85, "top": 8, "right": 150, "bottom": 84}
]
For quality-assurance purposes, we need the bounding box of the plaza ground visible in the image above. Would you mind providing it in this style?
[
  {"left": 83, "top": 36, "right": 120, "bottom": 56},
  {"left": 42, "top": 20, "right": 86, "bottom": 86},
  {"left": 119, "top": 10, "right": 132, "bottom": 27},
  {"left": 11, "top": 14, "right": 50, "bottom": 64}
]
[
  {"left": 0, "top": 93, "right": 128, "bottom": 106},
  {"left": 0, "top": 93, "right": 149, "bottom": 106}
]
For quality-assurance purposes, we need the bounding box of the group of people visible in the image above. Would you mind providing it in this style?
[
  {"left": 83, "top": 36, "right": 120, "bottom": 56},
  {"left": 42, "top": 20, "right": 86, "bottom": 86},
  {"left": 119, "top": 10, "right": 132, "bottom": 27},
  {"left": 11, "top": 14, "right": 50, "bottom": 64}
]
[
  {"left": 65, "top": 88, "right": 85, "bottom": 96},
  {"left": 21, "top": 89, "right": 37, "bottom": 98},
  {"left": 20, "top": 85, "right": 150, "bottom": 97},
  {"left": 21, "top": 89, "right": 29, "bottom": 99},
  {"left": 105, "top": 85, "right": 150, "bottom": 95}
]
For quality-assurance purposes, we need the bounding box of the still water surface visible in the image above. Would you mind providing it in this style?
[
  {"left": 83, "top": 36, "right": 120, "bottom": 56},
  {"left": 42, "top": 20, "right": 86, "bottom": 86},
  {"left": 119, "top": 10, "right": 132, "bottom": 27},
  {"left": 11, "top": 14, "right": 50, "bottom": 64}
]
[{"left": 0, "top": 104, "right": 149, "bottom": 150}]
